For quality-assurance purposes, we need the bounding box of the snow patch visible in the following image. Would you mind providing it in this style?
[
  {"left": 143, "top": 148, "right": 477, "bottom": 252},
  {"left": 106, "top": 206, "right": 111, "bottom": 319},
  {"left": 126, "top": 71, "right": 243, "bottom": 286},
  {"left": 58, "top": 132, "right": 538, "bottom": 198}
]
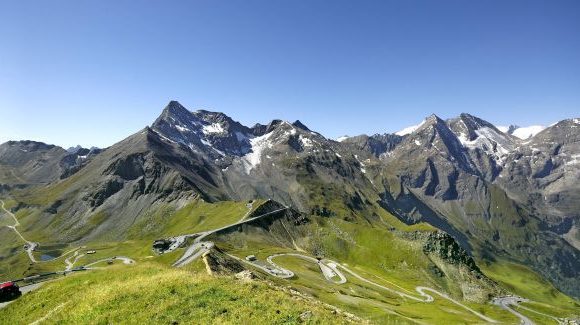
[
  {"left": 200, "top": 139, "right": 225, "bottom": 156},
  {"left": 202, "top": 123, "right": 225, "bottom": 135},
  {"left": 396, "top": 119, "right": 426, "bottom": 136},
  {"left": 241, "top": 131, "right": 275, "bottom": 174},
  {"left": 157, "top": 132, "right": 178, "bottom": 144},
  {"left": 566, "top": 154, "right": 580, "bottom": 166},
  {"left": 336, "top": 136, "right": 349, "bottom": 142},
  {"left": 511, "top": 125, "right": 545, "bottom": 140},
  {"left": 414, "top": 139, "right": 421, "bottom": 146},
  {"left": 496, "top": 126, "right": 509, "bottom": 133},
  {"left": 300, "top": 135, "right": 314, "bottom": 148},
  {"left": 458, "top": 127, "right": 514, "bottom": 163},
  {"left": 495, "top": 125, "right": 545, "bottom": 139},
  {"left": 175, "top": 125, "right": 191, "bottom": 133}
]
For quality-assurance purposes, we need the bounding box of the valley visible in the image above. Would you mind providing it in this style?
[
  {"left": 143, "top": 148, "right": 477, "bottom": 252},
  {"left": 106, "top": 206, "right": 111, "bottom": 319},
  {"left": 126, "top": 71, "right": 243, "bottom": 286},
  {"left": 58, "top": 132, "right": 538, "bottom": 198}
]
[{"left": 1, "top": 102, "right": 579, "bottom": 324}]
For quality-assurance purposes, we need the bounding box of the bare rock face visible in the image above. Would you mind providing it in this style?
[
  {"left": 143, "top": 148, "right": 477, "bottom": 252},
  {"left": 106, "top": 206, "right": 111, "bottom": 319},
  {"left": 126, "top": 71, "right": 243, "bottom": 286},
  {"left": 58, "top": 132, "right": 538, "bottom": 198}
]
[
  {"left": 234, "top": 270, "right": 256, "bottom": 281},
  {"left": 422, "top": 231, "right": 503, "bottom": 302},
  {"left": 203, "top": 248, "right": 246, "bottom": 275},
  {"left": 2, "top": 101, "right": 579, "bottom": 298},
  {"left": 423, "top": 232, "right": 480, "bottom": 272}
]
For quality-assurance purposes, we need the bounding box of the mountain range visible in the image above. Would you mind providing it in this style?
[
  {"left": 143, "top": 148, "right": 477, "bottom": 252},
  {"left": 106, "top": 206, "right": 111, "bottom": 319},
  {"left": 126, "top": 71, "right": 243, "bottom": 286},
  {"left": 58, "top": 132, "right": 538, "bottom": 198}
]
[{"left": 1, "top": 101, "right": 579, "bottom": 323}]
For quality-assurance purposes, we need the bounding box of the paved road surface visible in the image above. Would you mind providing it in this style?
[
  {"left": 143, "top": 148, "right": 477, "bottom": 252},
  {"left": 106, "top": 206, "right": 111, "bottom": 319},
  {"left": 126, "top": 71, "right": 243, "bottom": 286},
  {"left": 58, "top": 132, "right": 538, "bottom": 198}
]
[
  {"left": 228, "top": 253, "right": 294, "bottom": 278},
  {"left": 84, "top": 256, "right": 135, "bottom": 268},
  {"left": 493, "top": 296, "right": 535, "bottom": 325},
  {"left": 163, "top": 203, "right": 561, "bottom": 323},
  {"left": 172, "top": 206, "right": 288, "bottom": 267},
  {"left": 173, "top": 242, "right": 215, "bottom": 267},
  {"left": 0, "top": 283, "right": 43, "bottom": 309},
  {"left": 266, "top": 252, "right": 498, "bottom": 323}
]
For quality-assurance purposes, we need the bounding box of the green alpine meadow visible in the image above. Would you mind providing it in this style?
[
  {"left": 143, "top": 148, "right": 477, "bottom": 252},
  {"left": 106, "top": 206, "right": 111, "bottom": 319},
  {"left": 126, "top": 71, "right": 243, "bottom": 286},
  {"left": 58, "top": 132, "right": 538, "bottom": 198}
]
[
  {"left": 2, "top": 1, "right": 580, "bottom": 324},
  {"left": 1, "top": 102, "right": 579, "bottom": 324}
]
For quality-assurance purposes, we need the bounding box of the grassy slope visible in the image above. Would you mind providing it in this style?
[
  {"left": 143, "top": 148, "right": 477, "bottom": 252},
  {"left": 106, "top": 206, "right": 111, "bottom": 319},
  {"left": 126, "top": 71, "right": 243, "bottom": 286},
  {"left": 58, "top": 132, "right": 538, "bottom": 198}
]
[
  {"left": 480, "top": 260, "right": 580, "bottom": 317},
  {"left": 127, "top": 198, "right": 263, "bottom": 239},
  {"left": 2, "top": 193, "right": 579, "bottom": 323},
  {"left": 0, "top": 198, "right": 258, "bottom": 281},
  {"left": 215, "top": 216, "right": 520, "bottom": 324},
  {"left": 1, "top": 263, "right": 353, "bottom": 324}
]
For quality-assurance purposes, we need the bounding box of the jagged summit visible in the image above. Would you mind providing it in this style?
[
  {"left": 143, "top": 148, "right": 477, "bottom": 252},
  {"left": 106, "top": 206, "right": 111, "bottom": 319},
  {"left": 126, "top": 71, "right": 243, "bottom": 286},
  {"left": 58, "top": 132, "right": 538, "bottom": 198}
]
[
  {"left": 457, "top": 113, "right": 498, "bottom": 130},
  {"left": 161, "top": 100, "right": 190, "bottom": 117},
  {"left": 395, "top": 114, "right": 444, "bottom": 136},
  {"left": 2, "top": 101, "right": 580, "bottom": 302},
  {"left": 291, "top": 120, "right": 310, "bottom": 132}
]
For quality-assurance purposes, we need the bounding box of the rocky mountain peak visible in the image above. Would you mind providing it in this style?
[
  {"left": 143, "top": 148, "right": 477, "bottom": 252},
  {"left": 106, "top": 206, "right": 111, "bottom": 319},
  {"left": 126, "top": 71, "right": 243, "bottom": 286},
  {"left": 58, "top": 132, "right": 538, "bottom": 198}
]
[
  {"left": 528, "top": 118, "right": 580, "bottom": 144},
  {"left": 162, "top": 100, "right": 190, "bottom": 118},
  {"left": 193, "top": 109, "right": 236, "bottom": 127},
  {"left": 458, "top": 113, "right": 497, "bottom": 130},
  {"left": 151, "top": 102, "right": 254, "bottom": 160},
  {"left": 420, "top": 114, "right": 443, "bottom": 127},
  {"left": 252, "top": 119, "right": 284, "bottom": 136},
  {"left": 292, "top": 120, "right": 310, "bottom": 132},
  {"left": 5, "top": 140, "right": 59, "bottom": 151},
  {"left": 506, "top": 125, "right": 520, "bottom": 134},
  {"left": 448, "top": 114, "right": 505, "bottom": 142}
]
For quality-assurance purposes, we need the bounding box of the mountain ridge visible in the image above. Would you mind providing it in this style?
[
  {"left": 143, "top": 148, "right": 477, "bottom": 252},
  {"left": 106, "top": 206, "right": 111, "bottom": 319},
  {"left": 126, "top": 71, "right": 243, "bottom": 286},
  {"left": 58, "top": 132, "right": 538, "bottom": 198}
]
[{"left": 1, "top": 101, "right": 579, "bottom": 301}]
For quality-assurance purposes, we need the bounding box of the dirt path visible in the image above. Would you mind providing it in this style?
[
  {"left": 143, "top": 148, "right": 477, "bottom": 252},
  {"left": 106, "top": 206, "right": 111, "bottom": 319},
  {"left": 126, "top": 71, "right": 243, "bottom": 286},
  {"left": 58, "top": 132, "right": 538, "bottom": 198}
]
[
  {"left": 64, "top": 251, "right": 86, "bottom": 271},
  {"left": 1, "top": 200, "right": 37, "bottom": 263}
]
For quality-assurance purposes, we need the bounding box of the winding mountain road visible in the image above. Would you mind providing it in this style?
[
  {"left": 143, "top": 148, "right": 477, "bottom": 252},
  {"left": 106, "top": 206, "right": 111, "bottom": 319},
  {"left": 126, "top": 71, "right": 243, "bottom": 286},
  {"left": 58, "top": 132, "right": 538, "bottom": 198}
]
[
  {"left": 172, "top": 206, "right": 288, "bottom": 267},
  {"left": 1, "top": 200, "right": 37, "bottom": 263},
  {"left": 267, "top": 253, "right": 498, "bottom": 323},
  {"left": 64, "top": 251, "right": 85, "bottom": 271},
  {"left": 493, "top": 296, "right": 533, "bottom": 325},
  {"left": 173, "top": 242, "right": 215, "bottom": 267},
  {"left": 84, "top": 256, "right": 135, "bottom": 268},
  {"left": 165, "top": 204, "right": 569, "bottom": 324}
]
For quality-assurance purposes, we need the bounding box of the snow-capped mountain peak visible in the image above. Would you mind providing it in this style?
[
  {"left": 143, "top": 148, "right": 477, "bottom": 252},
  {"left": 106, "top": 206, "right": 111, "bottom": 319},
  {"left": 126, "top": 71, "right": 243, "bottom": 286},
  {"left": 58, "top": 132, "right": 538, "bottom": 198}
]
[
  {"left": 512, "top": 126, "right": 545, "bottom": 140},
  {"left": 447, "top": 114, "right": 516, "bottom": 163},
  {"left": 152, "top": 101, "right": 254, "bottom": 159},
  {"left": 395, "top": 119, "right": 427, "bottom": 136},
  {"left": 496, "top": 124, "right": 546, "bottom": 140}
]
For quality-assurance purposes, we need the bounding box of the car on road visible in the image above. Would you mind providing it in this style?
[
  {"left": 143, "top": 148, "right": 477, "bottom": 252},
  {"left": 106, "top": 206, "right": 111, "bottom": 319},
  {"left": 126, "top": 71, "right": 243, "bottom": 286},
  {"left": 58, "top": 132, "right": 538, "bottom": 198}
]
[
  {"left": 0, "top": 282, "right": 21, "bottom": 302},
  {"left": 245, "top": 255, "right": 257, "bottom": 261},
  {"left": 86, "top": 250, "right": 96, "bottom": 254}
]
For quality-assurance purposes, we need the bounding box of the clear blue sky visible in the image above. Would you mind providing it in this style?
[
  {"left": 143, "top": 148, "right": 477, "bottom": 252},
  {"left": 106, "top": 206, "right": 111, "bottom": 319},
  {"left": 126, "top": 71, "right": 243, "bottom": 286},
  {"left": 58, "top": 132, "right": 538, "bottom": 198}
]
[{"left": 1, "top": 1, "right": 579, "bottom": 148}]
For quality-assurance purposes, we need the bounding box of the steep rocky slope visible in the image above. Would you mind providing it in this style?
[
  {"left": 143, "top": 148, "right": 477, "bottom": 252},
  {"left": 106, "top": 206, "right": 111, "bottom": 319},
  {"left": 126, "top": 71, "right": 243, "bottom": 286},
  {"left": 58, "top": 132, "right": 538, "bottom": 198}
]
[{"left": 1, "top": 101, "right": 578, "bottom": 299}]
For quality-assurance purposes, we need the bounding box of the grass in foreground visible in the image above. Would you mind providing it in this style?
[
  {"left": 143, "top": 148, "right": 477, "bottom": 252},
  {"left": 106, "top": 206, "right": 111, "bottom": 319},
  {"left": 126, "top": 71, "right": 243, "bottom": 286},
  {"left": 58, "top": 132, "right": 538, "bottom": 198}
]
[{"left": 1, "top": 262, "right": 354, "bottom": 325}]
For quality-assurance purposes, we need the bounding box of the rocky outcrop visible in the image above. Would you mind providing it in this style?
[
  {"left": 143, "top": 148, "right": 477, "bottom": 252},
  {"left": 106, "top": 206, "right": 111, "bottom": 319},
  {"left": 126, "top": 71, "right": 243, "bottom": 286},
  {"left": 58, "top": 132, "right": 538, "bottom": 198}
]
[
  {"left": 202, "top": 247, "right": 246, "bottom": 275},
  {"left": 423, "top": 232, "right": 480, "bottom": 273}
]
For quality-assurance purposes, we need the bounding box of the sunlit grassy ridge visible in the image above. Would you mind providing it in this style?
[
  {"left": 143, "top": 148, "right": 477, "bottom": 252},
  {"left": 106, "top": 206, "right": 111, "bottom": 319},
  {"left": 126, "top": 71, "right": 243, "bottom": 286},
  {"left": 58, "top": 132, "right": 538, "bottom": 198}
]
[
  {"left": 480, "top": 260, "right": 580, "bottom": 315},
  {"left": 127, "top": 198, "right": 264, "bottom": 239},
  {"left": 0, "top": 198, "right": 260, "bottom": 281},
  {"left": 1, "top": 263, "right": 354, "bottom": 324}
]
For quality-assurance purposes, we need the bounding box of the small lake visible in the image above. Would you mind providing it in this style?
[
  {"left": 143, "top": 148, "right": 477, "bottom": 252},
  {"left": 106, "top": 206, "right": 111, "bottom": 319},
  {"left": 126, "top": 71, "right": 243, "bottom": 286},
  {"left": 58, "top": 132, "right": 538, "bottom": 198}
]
[{"left": 40, "top": 254, "right": 56, "bottom": 261}]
